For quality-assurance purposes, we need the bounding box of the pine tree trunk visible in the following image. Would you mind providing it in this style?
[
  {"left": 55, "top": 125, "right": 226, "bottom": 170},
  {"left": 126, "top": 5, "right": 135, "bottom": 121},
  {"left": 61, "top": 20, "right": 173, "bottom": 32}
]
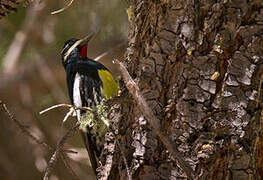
[{"left": 103, "top": 0, "right": 263, "bottom": 179}]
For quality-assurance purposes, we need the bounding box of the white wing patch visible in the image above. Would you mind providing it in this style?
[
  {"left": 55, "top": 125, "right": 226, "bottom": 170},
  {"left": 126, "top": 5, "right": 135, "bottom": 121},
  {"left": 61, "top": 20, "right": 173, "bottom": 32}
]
[{"left": 73, "top": 73, "right": 82, "bottom": 121}]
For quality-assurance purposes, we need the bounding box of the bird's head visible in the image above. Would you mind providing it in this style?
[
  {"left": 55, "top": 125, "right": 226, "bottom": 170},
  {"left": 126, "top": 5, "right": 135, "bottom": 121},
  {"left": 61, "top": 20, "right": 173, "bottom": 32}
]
[{"left": 61, "top": 33, "right": 94, "bottom": 67}]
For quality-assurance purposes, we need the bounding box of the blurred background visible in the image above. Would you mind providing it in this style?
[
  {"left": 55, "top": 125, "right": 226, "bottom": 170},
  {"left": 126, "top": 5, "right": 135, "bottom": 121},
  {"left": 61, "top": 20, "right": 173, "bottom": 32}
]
[{"left": 0, "top": 0, "right": 127, "bottom": 179}]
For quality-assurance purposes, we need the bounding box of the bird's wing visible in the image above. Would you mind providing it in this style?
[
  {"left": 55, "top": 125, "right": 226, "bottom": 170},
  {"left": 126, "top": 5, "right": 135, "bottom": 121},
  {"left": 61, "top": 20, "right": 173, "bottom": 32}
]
[
  {"left": 66, "top": 67, "right": 76, "bottom": 104},
  {"left": 65, "top": 59, "right": 104, "bottom": 104},
  {"left": 69, "top": 59, "right": 119, "bottom": 100},
  {"left": 78, "top": 72, "right": 103, "bottom": 175}
]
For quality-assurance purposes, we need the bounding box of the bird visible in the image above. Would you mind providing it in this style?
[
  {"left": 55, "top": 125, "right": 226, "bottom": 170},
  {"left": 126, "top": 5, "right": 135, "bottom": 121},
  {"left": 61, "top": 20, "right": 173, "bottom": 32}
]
[{"left": 60, "top": 33, "right": 119, "bottom": 175}]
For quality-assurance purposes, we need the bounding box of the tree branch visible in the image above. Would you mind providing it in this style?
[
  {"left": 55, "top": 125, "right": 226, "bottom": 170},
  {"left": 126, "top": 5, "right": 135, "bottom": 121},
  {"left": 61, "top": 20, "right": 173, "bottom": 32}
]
[
  {"left": 51, "top": 0, "right": 75, "bottom": 15},
  {"left": 2, "top": 1, "right": 45, "bottom": 73},
  {"left": 60, "top": 153, "right": 80, "bottom": 180},
  {"left": 113, "top": 59, "right": 196, "bottom": 180},
  {"left": 39, "top": 103, "right": 92, "bottom": 115},
  {"left": 0, "top": 100, "right": 53, "bottom": 151},
  {"left": 0, "top": 100, "right": 79, "bottom": 153},
  {"left": 0, "top": 100, "right": 79, "bottom": 179},
  {"left": 43, "top": 123, "right": 80, "bottom": 180}
]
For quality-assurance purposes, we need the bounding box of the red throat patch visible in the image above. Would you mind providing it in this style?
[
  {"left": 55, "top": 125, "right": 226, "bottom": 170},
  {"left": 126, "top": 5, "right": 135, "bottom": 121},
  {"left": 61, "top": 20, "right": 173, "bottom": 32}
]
[{"left": 80, "top": 45, "right": 87, "bottom": 58}]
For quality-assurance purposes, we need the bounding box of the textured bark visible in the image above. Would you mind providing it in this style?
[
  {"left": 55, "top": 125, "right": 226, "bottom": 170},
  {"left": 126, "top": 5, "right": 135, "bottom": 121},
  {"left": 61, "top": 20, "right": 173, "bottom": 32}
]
[
  {"left": 104, "top": 0, "right": 263, "bottom": 179},
  {"left": 0, "top": 0, "right": 19, "bottom": 18},
  {"left": 0, "top": 0, "right": 33, "bottom": 18}
]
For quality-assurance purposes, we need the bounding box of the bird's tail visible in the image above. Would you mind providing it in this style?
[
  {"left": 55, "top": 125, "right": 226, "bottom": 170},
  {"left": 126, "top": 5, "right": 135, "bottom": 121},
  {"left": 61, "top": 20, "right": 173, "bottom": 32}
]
[{"left": 80, "top": 131, "right": 98, "bottom": 175}]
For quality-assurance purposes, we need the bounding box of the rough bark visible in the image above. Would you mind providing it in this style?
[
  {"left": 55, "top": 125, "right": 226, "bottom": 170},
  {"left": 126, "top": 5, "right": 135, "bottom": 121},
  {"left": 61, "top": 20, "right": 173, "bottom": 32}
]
[
  {"left": 0, "top": 0, "right": 34, "bottom": 19},
  {"left": 105, "top": 0, "right": 263, "bottom": 179}
]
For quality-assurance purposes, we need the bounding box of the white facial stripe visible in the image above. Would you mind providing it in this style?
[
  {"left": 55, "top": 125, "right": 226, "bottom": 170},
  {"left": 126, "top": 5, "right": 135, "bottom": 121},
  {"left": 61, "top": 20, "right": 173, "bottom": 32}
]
[{"left": 63, "top": 39, "right": 83, "bottom": 61}]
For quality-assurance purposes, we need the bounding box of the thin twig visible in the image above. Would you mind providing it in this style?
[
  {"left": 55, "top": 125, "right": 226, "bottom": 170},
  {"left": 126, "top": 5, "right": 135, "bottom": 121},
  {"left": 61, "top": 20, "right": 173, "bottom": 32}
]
[
  {"left": 0, "top": 100, "right": 53, "bottom": 151},
  {"left": 39, "top": 103, "right": 92, "bottom": 115},
  {"left": 2, "top": 1, "right": 45, "bottom": 73},
  {"left": 0, "top": 100, "right": 80, "bottom": 179},
  {"left": 94, "top": 42, "right": 126, "bottom": 62},
  {"left": 60, "top": 153, "right": 80, "bottom": 180},
  {"left": 113, "top": 60, "right": 196, "bottom": 180},
  {"left": 0, "top": 101, "right": 78, "bottom": 155},
  {"left": 51, "top": 0, "right": 75, "bottom": 15},
  {"left": 64, "top": 149, "right": 78, "bottom": 154},
  {"left": 43, "top": 123, "right": 80, "bottom": 180},
  {"left": 63, "top": 107, "right": 75, "bottom": 124},
  {"left": 40, "top": 104, "right": 72, "bottom": 114}
]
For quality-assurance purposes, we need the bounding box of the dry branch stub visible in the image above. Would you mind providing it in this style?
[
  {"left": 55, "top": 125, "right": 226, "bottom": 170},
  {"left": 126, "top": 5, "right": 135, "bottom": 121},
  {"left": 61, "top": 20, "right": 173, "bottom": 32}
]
[{"left": 114, "top": 60, "right": 196, "bottom": 180}]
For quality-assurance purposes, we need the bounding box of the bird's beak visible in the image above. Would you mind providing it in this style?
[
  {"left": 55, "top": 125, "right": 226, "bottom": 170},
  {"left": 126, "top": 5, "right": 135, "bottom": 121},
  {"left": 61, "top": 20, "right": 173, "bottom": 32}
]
[
  {"left": 78, "top": 33, "right": 94, "bottom": 46},
  {"left": 63, "top": 33, "right": 94, "bottom": 60}
]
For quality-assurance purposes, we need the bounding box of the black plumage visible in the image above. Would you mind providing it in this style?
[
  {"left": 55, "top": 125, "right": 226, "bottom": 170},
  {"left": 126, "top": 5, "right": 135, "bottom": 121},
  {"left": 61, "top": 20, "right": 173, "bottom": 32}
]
[
  {"left": 65, "top": 59, "right": 107, "bottom": 106},
  {"left": 61, "top": 37, "right": 110, "bottom": 175}
]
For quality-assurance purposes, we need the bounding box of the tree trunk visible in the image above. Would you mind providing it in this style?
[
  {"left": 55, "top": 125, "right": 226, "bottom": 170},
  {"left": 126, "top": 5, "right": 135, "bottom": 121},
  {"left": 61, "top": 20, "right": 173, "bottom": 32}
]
[{"left": 102, "top": 0, "right": 263, "bottom": 179}]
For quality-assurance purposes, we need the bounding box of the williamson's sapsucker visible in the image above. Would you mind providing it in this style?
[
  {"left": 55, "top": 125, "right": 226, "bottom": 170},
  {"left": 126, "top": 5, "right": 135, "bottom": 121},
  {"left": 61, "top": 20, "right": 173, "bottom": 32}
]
[{"left": 61, "top": 33, "right": 119, "bottom": 175}]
